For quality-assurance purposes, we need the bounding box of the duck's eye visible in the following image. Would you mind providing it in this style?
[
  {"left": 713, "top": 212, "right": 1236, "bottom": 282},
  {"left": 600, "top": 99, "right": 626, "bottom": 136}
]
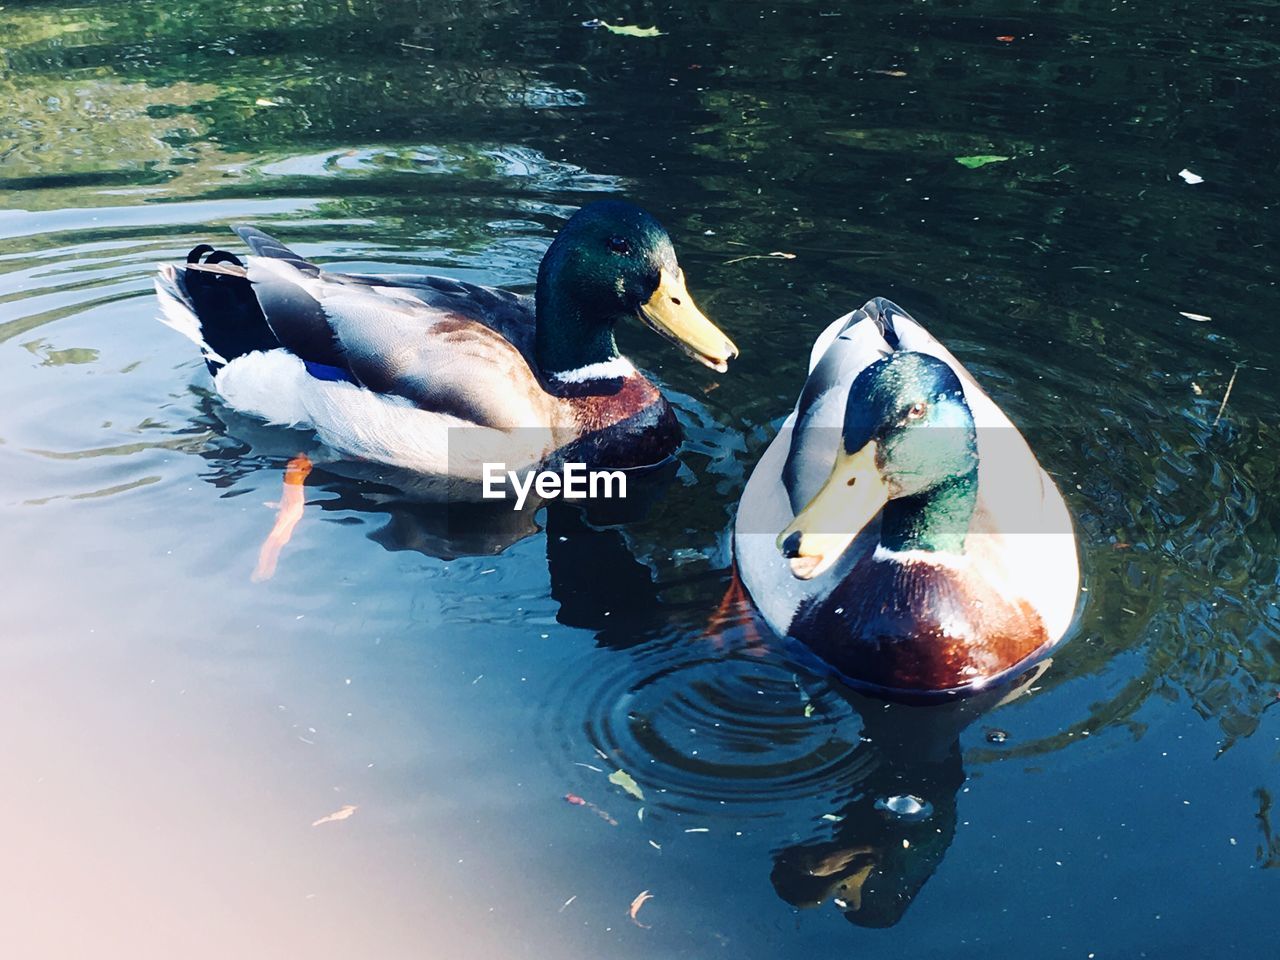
[
  {"left": 606, "top": 235, "right": 631, "bottom": 255},
  {"left": 906, "top": 401, "right": 929, "bottom": 420}
]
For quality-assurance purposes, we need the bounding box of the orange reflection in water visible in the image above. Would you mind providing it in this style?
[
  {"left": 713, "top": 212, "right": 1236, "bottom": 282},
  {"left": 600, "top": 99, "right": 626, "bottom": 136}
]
[{"left": 252, "top": 453, "right": 313, "bottom": 582}]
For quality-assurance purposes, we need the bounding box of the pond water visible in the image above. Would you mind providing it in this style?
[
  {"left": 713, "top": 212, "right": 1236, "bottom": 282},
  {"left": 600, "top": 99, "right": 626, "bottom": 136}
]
[{"left": 3, "top": 1, "right": 1278, "bottom": 956}]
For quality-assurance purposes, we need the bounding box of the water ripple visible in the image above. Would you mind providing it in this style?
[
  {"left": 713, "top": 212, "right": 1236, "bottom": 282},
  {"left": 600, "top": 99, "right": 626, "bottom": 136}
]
[{"left": 543, "top": 637, "right": 870, "bottom": 818}]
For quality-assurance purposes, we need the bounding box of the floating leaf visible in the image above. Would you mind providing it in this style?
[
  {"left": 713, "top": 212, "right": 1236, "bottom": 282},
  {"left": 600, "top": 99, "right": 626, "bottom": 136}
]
[
  {"left": 1179, "top": 168, "right": 1204, "bottom": 184},
  {"left": 955, "top": 155, "right": 1011, "bottom": 169},
  {"left": 609, "top": 769, "right": 645, "bottom": 800},
  {"left": 583, "top": 19, "right": 664, "bottom": 38},
  {"left": 628, "top": 889, "right": 655, "bottom": 927},
  {"left": 803, "top": 702, "right": 815, "bottom": 718},
  {"left": 312, "top": 804, "right": 357, "bottom": 827},
  {"left": 21, "top": 339, "right": 100, "bottom": 366},
  {"left": 605, "top": 23, "right": 663, "bottom": 37}
]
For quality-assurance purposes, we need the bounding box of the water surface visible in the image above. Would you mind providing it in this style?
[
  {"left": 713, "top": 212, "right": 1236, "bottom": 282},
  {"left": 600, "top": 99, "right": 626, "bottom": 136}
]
[{"left": 2, "top": 2, "right": 1278, "bottom": 957}]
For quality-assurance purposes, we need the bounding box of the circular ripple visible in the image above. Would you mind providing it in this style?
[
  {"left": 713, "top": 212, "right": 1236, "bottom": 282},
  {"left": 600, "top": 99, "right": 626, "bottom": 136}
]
[{"left": 542, "top": 637, "right": 874, "bottom": 818}]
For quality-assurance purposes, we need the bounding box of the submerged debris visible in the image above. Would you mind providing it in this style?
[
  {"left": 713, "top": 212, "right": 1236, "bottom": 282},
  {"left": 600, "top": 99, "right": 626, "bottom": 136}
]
[
  {"left": 564, "top": 792, "right": 618, "bottom": 826},
  {"left": 311, "top": 804, "right": 358, "bottom": 827},
  {"left": 1213, "top": 365, "right": 1240, "bottom": 426},
  {"left": 629, "top": 890, "right": 655, "bottom": 927}
]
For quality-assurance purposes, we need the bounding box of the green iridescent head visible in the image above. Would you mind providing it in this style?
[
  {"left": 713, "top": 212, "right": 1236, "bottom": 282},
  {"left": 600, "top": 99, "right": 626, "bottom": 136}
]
[
  {"left": 779, "top": 352, "right": 980, "bottom": 578},
  {"left": 534, "top": 200, "right": 737, "bottom": 379}
]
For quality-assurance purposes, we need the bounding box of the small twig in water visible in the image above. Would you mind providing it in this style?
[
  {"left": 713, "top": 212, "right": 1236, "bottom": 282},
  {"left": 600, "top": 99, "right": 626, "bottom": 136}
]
[
  {"left": 1213, "top": 364, "right": 1240, "bottom": 426},
  {"left": 628, "top": 889, "right": 654, "bottom": 927},
  {"left": 1011, "top": 235, "right": 1048, "bottom": 253},
  {"left": 723, "top": 251, "right": 796, "bottom": 265}
]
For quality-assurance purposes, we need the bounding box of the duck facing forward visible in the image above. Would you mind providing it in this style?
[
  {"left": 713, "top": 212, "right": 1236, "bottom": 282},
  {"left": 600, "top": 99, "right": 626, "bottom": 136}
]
[
  {"left": 155, "top": 201, "right": 738, "bottom": 484},
  {"left": 734, "top": 298, "right": 1078, "bottom": 700}
]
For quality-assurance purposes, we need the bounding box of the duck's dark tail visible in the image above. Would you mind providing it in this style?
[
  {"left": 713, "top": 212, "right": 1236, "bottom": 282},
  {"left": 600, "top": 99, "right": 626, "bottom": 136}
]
[{"left": 155, "top": 229, "right": 311, "bottom": 374}]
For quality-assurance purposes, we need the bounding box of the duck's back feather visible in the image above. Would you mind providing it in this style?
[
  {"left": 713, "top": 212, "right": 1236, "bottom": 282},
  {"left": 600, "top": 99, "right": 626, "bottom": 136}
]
[
  {"left": 162, "top": 229, "right": 551, "bottom": 424},
  {"left": 232, "top": 224, "right": 319, "bottom": 276},
  {"left": 341, "top": 272, "right": 537, "bottom": 363}
]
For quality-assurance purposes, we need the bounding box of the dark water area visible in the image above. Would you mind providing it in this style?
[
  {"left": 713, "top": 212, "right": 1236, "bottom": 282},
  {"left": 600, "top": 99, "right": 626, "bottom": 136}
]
[{"left": 2, "top": 1, "right": 1278, "bottom": 956}]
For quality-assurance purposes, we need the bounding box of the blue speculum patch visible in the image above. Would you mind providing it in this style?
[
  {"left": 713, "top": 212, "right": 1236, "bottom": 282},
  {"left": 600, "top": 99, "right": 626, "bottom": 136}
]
[{"left": 303, "top": 360, "right": 357, "bottom": 384}]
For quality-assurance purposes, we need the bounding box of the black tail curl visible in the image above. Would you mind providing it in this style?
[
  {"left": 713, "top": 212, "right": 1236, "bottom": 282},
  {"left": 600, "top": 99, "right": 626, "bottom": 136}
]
[
  {"left": 186, "top": 243, "right": 245, "bottom": 267},
  {"left": 180, "top": 243, "right": 278, "bottom": 372}
]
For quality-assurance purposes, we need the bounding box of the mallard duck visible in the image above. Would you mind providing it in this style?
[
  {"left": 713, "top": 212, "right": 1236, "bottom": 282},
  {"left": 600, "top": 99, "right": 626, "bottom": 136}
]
[
  {"left": 155, "top": 201, "right": 737, "bottom": 482},
  {"left": 734, "top": 298, "right": 1078, "bottom": 699}
]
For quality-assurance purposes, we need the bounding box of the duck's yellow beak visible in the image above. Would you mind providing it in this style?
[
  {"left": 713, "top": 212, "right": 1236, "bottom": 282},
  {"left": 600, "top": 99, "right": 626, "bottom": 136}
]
[
  {"left": 777, "top": 441, "right": 887, "bottom": 580},
  {"left": 639, "top": 268, "right": 738, "bottom": 373}
]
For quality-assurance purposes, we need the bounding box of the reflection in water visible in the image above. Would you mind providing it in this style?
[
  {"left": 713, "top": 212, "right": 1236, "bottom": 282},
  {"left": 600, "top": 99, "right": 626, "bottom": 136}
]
[
  {"left": 544, "top": 487, "right": 667, "bottom": 645},
  {"left": 771, "top": 665, "right": 1049, "bottom": 927},
  {"left": 4, "top": 1, "right": 1280, "bottom": 956},
  {"left": 1256, "top": 787, "right": 1280, "bottom": 870},
  {"left": 200, "top": 428, "right": 684, "bottom": 567}
]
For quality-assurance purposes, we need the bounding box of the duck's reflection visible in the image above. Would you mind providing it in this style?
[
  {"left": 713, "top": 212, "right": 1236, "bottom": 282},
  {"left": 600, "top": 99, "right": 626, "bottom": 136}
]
[
  {"left": 771, "top": 664, "right": 1048, "bottom": 927},
  {"left": 189, "top": 390, "right": 734, "bottom": 615},
  {"left": 194, "top": 405, "right": 675, "bottom": 619},
  {"left": 302, "top": 453, "right": 677, "bottom": 554},
  {"left": 544, "top": 494, "right": 662, "bottom": 642}
]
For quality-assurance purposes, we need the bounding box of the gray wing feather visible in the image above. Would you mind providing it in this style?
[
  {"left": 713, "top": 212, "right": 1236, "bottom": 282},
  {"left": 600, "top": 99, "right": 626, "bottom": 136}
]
[
  {"left": 232, "top": 224, "right": 320, "bottom": 276},
  {"left": 317, "top": 293, "right": 545, "bottom": 429},
  {"left": 338, "top": 272, "right": 536, "bottom": 361},
  {"left": 782, "top": 303, "right": 894, "bottom": 511}
]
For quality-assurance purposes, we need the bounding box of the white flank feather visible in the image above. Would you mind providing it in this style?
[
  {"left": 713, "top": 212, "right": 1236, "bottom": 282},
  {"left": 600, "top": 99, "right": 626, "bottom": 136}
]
[
  {"left": 213, "top": 350, "right": 312, "bottom": 426},
  {"left": 154, "top": 271, "right": 228, "bottom": 367},
  {"left": 212, "top": 349, "right": 554, "bottom": 479}
]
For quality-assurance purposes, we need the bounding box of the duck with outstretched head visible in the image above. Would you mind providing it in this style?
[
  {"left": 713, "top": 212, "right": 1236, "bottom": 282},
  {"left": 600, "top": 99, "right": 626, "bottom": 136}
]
[{"left": 155, "top": 200, "right": 737, "bottom": 486}]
